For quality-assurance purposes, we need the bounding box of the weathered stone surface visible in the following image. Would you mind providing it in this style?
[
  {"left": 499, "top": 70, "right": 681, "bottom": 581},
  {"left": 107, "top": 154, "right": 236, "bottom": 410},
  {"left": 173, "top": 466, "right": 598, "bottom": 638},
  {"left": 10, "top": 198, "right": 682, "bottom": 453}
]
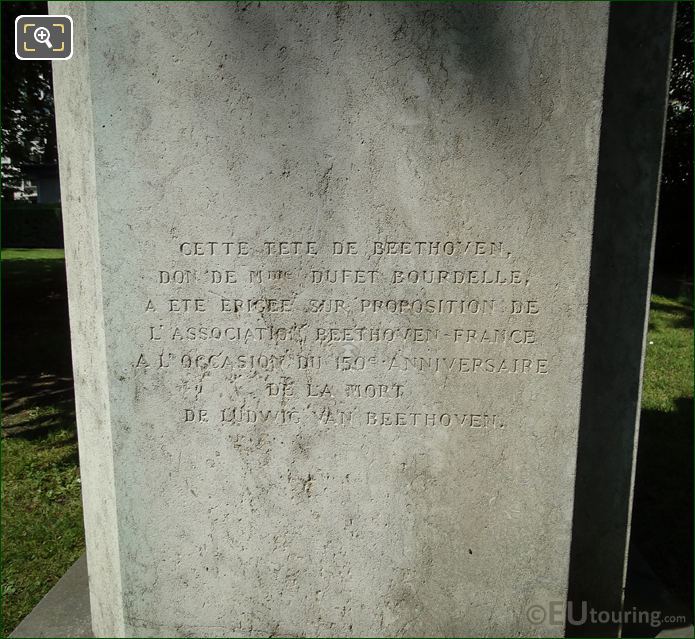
[{"left": 49, "top": 2, "right": 669, "bottom": 637}]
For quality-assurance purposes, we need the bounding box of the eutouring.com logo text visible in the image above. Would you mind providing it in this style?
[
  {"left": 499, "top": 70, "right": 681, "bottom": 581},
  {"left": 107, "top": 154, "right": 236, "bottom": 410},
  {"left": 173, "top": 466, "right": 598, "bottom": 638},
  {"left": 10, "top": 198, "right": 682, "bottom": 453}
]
[{"left": 527, "top": 601, "right": 687, "bottom": 628}]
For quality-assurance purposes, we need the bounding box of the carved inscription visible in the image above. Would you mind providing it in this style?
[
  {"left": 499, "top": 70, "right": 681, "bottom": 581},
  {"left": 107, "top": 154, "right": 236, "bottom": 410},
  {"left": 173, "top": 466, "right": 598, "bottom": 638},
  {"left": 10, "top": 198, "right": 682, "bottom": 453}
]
[{"left": 135, "top": 235, "right": 550, "bottom": 432}]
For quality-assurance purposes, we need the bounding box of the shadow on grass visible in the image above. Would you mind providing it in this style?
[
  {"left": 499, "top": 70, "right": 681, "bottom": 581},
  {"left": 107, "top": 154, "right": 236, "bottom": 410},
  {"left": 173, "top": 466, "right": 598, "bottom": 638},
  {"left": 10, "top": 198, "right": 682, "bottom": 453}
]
[
  {"left": 623, "top": 396, "right": 694, "bottom": 636},
  {"left": 2, "top": 374, "right": 76, "bottom": 439},
  {"left": 2, "top": 254, "right": 73, "bottom": 380},
  {"left": 648, "top": 302, "right": 693, "bottom": 331},
  {"left": 2, "top": 251, "right": 76, "bottom": 441},
  {"left": 651, "top": 276, "right": 693, "bottom": 304}
]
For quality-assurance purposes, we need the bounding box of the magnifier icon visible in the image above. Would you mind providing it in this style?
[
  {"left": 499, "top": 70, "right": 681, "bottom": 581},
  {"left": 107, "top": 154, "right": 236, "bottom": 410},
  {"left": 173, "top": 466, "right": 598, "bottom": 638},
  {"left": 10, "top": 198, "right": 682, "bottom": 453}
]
[{"left": 34, "top": 26, "right": 52, "bottom": 49}]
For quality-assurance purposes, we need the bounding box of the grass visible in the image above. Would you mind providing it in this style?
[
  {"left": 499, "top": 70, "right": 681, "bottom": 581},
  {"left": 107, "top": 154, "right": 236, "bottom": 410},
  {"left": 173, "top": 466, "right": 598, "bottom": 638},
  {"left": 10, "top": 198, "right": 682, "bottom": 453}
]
[
  {"left": 1, "top": 246, "right": 82, "bottom": 636},
  {"left": 642, "top": 292, "right": 694, "bottom": 412},
  {"left": 627, "top": 286, "right": 694, "bottom": 618},
  {"left": 0, "top": 248, "right": 692, "bottom": 635},
  {"left": 1, "top": 426, "right": 83, "bottom": 635},
  {"left": 1, "top": 249, "right": 64, "bottom": 262}
]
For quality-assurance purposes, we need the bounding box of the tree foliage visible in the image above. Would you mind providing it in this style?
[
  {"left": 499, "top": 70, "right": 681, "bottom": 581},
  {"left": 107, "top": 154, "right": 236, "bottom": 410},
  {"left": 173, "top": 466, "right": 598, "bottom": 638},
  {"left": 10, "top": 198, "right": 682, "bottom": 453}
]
[
  {"left": 663, "top": 2, "right": 693, "bottom": 189},
  {"left": 655, "top": 1, "right": 694, "bottom": 278},
  {"left": 1, "top": 1, "right": 56, "bottom": 200}
]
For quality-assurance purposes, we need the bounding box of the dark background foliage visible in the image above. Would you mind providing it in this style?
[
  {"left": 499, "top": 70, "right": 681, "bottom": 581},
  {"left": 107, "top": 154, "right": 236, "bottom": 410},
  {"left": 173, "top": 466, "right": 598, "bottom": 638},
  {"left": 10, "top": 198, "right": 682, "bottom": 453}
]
[
  {"left": 655, "top": 2, "right": 693, "bottom": 280},
  {"left": 1, "top": 2, "right": 57, "bottom": 200}
]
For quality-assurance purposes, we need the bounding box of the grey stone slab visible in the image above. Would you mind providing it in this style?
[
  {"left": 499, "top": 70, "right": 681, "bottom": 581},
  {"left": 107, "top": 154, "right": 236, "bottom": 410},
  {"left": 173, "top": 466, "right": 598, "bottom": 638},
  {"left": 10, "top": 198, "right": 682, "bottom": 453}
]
[
  {"left": 657, "top": 626, "right": 695, "bottom": 638},
  {"left": 48, "top": 2, "right": 672, "bottom": 637},
  {"left": 566, "top": 3, "right": 676, "bottom": 637},
  {"left": 10, "top": 554, "right": 93, "bottom": 638}
]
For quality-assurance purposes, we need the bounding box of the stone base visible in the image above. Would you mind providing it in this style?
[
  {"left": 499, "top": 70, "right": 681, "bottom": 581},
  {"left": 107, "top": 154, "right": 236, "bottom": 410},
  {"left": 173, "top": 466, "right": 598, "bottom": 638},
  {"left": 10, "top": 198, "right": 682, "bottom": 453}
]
[
  {"left": 10, "top": 554, "right": 93, "bottom": 638},
  {"left": 9, "top": 551, "right": 692, "bottom": 638}
]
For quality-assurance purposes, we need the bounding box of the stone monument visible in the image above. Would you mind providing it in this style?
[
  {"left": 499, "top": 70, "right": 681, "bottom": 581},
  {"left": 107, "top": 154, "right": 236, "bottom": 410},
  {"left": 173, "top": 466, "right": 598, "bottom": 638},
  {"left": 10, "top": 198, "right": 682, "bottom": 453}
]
[{"left": 49, "top": 2, "right": 673, "bottom": 636}]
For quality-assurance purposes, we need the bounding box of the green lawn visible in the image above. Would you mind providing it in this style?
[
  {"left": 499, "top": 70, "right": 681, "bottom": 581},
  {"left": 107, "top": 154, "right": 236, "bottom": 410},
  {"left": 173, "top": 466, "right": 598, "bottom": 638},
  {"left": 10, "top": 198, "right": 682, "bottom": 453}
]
[
  {"left": 629, "top": 288, "right": 694, "bottom": 611},
  {"left": 642, "top": 293, "right": 694, "bottom": 413},
  {"left": 1, "top": 248, "right": 65, "bottom": 262},
  {"left": 1, "top": 247, "right": 83, "bottom": 635},
  {"left": 0, "top": 248, "right": 692, "bottom": 635},
  {"left": 1, "top": 426, "right": 83, "bottom": 635}
]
